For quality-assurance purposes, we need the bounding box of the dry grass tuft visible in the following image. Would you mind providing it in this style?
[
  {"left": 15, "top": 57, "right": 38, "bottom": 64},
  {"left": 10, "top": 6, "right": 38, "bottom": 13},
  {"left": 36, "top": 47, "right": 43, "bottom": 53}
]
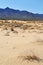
[
  {"left": 13, "top": 30, "right": 18, "bottom": 34},
  {"left": 10, "top": 27, "right": 14, "bottom": 31},
  {"left": 23, "top": 55, "right": 42, "bottom": 62},
  {"left": 1, "top": 26, "right": 8, "bottom": 31},
  {"left": 36, "top": 39, "right": 43, "bottom": 43},
  {"left": 22, "top": 25, "right": 29, "bottom": 30},
  {"left": 3, "top": 27, "right": 8, "bottom": 30},
  {"left": 34, "top": 39, "right": 43, "bottom": 45},
  {"left": 18, "top": 54, "right": 42, "bottom": 62}
]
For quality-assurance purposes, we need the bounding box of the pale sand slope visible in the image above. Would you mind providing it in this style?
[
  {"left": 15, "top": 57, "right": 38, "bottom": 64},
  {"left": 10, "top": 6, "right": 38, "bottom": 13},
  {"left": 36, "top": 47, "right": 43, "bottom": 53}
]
[{"left": 0, "top": 29, "right": 43, "bottom": 65}]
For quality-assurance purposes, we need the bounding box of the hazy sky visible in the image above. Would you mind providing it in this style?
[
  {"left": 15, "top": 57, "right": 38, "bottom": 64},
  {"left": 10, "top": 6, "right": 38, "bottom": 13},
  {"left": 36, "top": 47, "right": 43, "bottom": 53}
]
[{"left": 0, "top": 0, "right": 43, "bottom": 14}]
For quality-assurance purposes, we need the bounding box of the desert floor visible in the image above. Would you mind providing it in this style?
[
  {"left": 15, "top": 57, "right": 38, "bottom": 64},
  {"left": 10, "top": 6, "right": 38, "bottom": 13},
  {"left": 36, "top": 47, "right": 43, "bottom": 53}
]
[{"left": 0, "top": 20, "right": 43, "bottom": 65}]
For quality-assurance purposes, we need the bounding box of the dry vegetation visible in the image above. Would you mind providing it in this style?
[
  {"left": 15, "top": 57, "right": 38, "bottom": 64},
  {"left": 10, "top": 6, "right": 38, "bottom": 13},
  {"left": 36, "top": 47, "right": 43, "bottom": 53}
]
[
  {"left": 0, "top": 20, "right": 43, "bottom": 32},
  {"left": 0, "top": 20, "right": 43, "bottom": 65},
  {"left": 18, "top": 54, "right": 42, "bottom": 62}
]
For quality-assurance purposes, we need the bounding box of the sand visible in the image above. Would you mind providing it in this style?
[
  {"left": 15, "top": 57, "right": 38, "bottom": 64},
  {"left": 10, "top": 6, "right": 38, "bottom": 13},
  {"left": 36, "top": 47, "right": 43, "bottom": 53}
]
[{"left": 0, "top": 20, "right": 43, "bottom": 65}]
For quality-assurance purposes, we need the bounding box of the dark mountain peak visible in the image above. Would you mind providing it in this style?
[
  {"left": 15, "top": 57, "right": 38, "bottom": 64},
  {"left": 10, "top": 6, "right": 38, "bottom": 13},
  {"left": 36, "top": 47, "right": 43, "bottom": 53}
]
[{"left": 5, "top": 7, "right": 10, "bottom": 10}]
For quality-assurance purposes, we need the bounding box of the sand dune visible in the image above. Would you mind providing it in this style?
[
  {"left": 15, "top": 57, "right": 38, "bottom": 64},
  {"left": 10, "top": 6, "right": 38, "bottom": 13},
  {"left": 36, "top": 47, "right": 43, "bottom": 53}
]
[{"left": 0, "top": 20, "right": 43, "bottom": 65}]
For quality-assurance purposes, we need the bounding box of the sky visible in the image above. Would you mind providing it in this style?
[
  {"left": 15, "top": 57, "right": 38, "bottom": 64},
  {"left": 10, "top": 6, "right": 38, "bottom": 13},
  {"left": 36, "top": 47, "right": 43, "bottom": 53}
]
[{"left": 0, "top": 0, "right": 43, "bottom": 14}]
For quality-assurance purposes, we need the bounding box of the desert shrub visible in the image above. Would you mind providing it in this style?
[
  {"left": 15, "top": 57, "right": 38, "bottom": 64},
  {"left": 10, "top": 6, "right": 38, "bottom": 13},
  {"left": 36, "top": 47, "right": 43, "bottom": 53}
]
[
  {"left": 18, "top": 54, "right": 42, "bottom": 62},
  {"left": 5, "top": 20, "right": 8, "bottom": 23},
  {"left": 22, "top": 25, "right": 29, "bottom": 30},
  {"left": 23, "top": 55, "right": 41, "bottom": 62},
  {"left": 14, "top": 24, "right": 21, "bottom": 27},
  {"left": 30, "top": 27, "right": 35, "bottom": 29},
  {"left": 28, "top": 25, "right": 33, "bottom": 27},
  {"left": 3, "top": 27, "right": 8, "bottom": 30},
  {"left": 14, "top": 21, "right": 23, "bottom": 28},
  {"left": 36, "top": 39, "right": 43, "bottom": 43},
  {"left": 13, "top": 30, "right": 18, "bottom": 34},
  {"left": 1, "top": 26, "right": 8, "bottom": 31},
  {"left": 10, "top": 27, "right": 14, "bottom": 31}
]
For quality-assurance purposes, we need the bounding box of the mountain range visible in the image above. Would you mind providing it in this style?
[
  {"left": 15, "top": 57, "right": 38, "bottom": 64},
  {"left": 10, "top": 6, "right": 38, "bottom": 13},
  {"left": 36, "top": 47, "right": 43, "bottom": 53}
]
[{"left": 0, "top": 7, "right": 43, "bottom": 20}]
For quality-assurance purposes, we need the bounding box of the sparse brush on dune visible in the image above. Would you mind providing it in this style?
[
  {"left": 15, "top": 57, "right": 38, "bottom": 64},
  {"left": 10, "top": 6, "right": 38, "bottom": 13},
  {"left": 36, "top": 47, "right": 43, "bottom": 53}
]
[
  {"left": 23, "top": 55, "right": 42, "bottom": 62},
  {"left": 34, "top": 39, "right": 43, "bottom": 45},
  {"left": 3, "top": 27, "right": 8, "bottom": 30},
  {"left": 36, "top": 39, "right": 43, "bottom": 43},
  {"left": 10, "top": 27, "right": 18, "bottom": 34},
  {"left": 22, "top": 25, "right": 29, "bottom": 30},
  {"left": 18, "top": 50, "right": 43, "bottom": 62},
  {"left": 13, "top": 30, "right": 18, "bottom": 34},
  {"left": 18, "top": 54, "right": 42, "bottom": 62},
  {"left": 10, "top": 27, "right": 14, "bottom": 31},
  {"left": 1, "top": 26, "right": 8, "bottom": 31}
]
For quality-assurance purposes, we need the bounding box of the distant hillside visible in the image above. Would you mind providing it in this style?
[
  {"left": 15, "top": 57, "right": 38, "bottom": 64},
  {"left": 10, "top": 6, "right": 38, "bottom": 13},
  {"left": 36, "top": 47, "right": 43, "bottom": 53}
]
[{"left": 0, "top": 7, "right": 43, "bottom": 20}]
